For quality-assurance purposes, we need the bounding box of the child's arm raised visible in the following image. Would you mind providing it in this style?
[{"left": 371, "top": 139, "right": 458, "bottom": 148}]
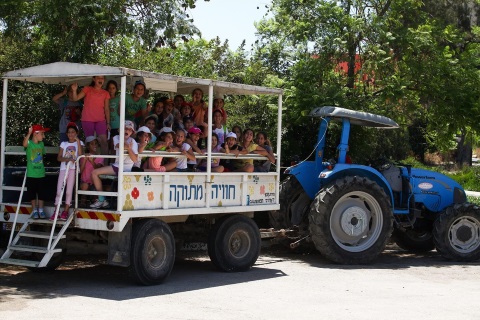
[{"left": 22, "top": 127, "right": 33, "bottom": 148}]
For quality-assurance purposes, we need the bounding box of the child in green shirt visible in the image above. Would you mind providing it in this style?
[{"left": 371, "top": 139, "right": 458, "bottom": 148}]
[{"left": 22, "top": 124, "right": 50, "bottom": 219}]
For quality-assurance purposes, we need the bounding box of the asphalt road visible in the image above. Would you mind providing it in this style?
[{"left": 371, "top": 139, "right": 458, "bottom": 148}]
[{"left": 1, "top": 245, "right": 479, "bottom": 320}]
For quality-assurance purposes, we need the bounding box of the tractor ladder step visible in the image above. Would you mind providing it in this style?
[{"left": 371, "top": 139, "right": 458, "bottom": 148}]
[
  {"left": 0, "top": 258, "right": 40, "bottom": 268},
  {"left": 8, "top": 244, "right": 62, "bottom": 254}
]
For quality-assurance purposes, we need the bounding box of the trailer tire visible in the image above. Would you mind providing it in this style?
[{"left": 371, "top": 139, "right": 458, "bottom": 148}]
[
  {"left": 130, "top": 219, "right": 175, "bottom": 285},
  {"left": 433, "top": 204, "right": 480, "bottom": 262},
  {"left": 208, "top": 215, "right": 260, "bottom": 272},
  {"left": 392, "top": 227, "right": 435, "bottom": 253},
  {"left": 309, "top": 176, "right": 393, "bottom": 264},
  {"left": 269, "top": 176, "right": 310, "bottom": 229}
]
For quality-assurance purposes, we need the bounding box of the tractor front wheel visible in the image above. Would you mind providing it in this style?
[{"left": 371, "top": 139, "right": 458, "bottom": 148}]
[{"left": 433, "top": 204, "right": 480, "bottom": 262}]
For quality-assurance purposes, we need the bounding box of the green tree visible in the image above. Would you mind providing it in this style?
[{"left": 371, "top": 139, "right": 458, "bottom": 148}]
[{"left": 0, "top": 0, "right": 203, "bottom": 62}]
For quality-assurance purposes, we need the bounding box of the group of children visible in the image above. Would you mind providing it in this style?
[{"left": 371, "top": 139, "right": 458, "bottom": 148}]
[{"left": 25, "top": 77, "right": 276, "bottom": 218}]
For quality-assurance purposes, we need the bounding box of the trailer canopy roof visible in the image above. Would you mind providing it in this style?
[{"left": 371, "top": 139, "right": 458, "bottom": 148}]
[
  {"left": 3, "top": 62, "right": 283, "bottom": 96},
  {"left": 309, "top": 106, "right": 399, "bottom": 129}
]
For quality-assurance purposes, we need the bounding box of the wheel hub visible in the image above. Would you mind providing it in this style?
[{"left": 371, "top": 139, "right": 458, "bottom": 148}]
[
  {"left": 449, "top": 217, "right": 480, "bottom": 253},
  {"left": 340, "top": 206, "right": 369, "bottom": 237}
]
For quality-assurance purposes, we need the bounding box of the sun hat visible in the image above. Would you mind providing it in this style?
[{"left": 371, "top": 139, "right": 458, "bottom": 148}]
[
  {"left": 188, "top": 127, "right": 202, "bottom": 135},
  {"left": 32, "top": 124, "right": 50, "bottom": 133},
  {"left": 226, "top": 132, "right": 237, "bottom": 140},
  {"left": 85, "top": 136, "right": 98, "bottom": 144},
  {"left": 124, "top": 120, "right": 136, "bottom": 133},
  {"left": 137, "top": 126, "right": 152, "bottom": 137}
]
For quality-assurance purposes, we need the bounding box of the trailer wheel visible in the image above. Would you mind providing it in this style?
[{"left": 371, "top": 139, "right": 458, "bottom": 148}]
[
  {"left": 130, "top": 219, "right": 175, "bottom": 285},
  {"left": 309, "top": 176, "right": 393, "bottom": 264},
  {"left": 208, "top": 215, "right": 261, "bottom": 272},
  {"left": 392, "top": 228, "right": 435, "bottom": 253},
  {"left": 269, "top": 176, "right": 310, "bottom": 229},
  {"left": 433, "top": 204, "right": 480, "bottom": 262}
]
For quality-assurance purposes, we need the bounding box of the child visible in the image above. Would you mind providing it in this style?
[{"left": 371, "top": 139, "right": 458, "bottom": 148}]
[
  {"left": 254, "top": 131, "right": 275, "bottom": 172},
  {"left": 213, "top": 94, "right": 228, "bottom": 126},
  {"left": 186, "top": 127, "right": 203, "bottom": 171},
  {"left": 197, "top": 132, "right": 224, "bottom": 173},
  {"left": 159, "top": 99, "right": 175, "bottom": 129},
  {"left": 51, "top": 122, "right": 83, "bottom": 220},
  {"left": 79, "top": 136, "right": 104, "bottom": 206},
  {"left": 133, "top": 126, "right": 154, "bottom": 171},
  {"left": 144, "top": 129, "right": 177, "bottom": 172},
  {"left": 90, "top": 120, "right": 139, "bottom": 208},
  {"left": 23, "top": 124, "right": 50, "bottom": 219},
  {"left": 143, "top": 114, "right": 158, "bottom": 143},
  {"left": 71, "top": 76, "right": 110, "bottom": 155},
  {"left": 106, "top": 80, "right": 120, "bottom": 139},
  {"left": 170, "top": 128, "right": 195, "bottom": 172},
  {"left": 183, "top": 116, "right": 195, "bottom": 134},
  {"left": 190, "top": 88, "right": 208, "bottom": 132},
  {"left": 52, "top": 85, "right": 82, "bottom": 142},
  {"left": 125, "top": 80, "right": 150, "bottom": 126},
  {"left": 212, "top": 109, "right": 229, "bottom": 145},
  {"left": 240, "top": 128, "right": 274, "bottom": 173},
  {"left": 220, "top": 132, "right": 252, "bottom": 172}
]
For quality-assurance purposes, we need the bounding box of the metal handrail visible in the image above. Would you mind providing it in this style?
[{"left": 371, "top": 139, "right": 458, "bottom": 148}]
[{"left": 7, "top": 170, "right": 27, "bottom": 247}]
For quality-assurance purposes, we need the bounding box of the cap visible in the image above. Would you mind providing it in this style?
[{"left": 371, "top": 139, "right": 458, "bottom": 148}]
[
  {"left": 134, "top": 79, "right": 146, "bottom": 89},
  {"left": 124, "top": 120, "right": 136, "bottom": 133},
  {"left": 32, "top": 124, "right": 50, "bottom": 133},
  {"left": 144, "top": 114, "right": 158, "bottom": 123},
  {"left": 137, "top": 126, "right": 152, "bottom": 137},
  {"left": 158, "top": 127, "right": 173, "bottom": 135},
  {"left": 188, "top": 127, "right": 202, "bottom": 135},
  {"left": 226, "top": 132, "right": 237, "bottom": 140},
  {"left": 85, "top": 136, "right": 98, "bottom": 144},
  {"left": 214, "top": 94, "right": 224, "bottom": 100},
  {"left": 66, "top": 122, "right": 79, "bottom": 131}
]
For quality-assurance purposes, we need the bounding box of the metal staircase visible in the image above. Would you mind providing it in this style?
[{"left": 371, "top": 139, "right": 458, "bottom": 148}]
[{"left": 0, "top": 163, "right": 73, "bottom": 269}]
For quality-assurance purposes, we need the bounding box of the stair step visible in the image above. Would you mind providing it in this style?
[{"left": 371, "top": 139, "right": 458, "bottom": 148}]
[
  {"left": 28, "top": 219, "right": 68, "bottom": 225},
  {"left": 8, "top": 244, "right": 62, "bottom": 254},
  {"left": 19, "top": 231, "right": 66, "bottom": 239},
  {"left": 0, "top": 258, "right": 39, "bottom": 268}
]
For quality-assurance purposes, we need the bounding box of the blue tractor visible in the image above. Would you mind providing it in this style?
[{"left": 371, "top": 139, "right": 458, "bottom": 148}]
[{"left": 271, "top": 106, "right": 480, "bottom": 263}]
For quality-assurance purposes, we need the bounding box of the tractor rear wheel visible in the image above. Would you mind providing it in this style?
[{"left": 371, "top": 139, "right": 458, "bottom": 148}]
[
  {"left": 309, "top": 176, "right": 393, "bottom": 264},
  {"left": 392, "top": 227, "right": 435, "bottom": 253},
  {"left": 269, "top": 176, "right": 310, "bottom": 229},
  {"left": 433, "top": 204, "right": 480, "bottom": 262}
]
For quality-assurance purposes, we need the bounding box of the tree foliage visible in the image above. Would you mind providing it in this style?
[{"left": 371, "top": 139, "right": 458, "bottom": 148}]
[
  {"left": 0, "top": 0, "right": 202, "bottom": 62},
  {"left": 254, "top": 0, "right": 480, "bottom": 164}
]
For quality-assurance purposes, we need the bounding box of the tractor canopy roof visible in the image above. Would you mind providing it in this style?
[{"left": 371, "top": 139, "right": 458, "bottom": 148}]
[{"left": 309, "top": 106, "right": 399, "bottom": 129}]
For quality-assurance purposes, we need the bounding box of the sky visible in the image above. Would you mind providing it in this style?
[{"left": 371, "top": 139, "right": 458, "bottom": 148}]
[{"left": 188, "top": 0, "right": 270, "bottom": 49}]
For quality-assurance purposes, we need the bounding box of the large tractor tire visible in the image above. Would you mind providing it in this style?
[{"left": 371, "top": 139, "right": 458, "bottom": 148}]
[
  {"left": 208, "top": 215, "right": 261, "bottom": 272},
  {"left": 130, "top": 219, "right": 175, "bottom": 285},
  {"left": 433, "top": 204, "right": 480, "bottom": 262},
  {"left": 268, "top": 176, "right": 311, "bottom": 229},
  {"left": 309, "top": 176, "right": 393, "bottom": 264},
  {"left": 392, "top": 227, "right": 435, "bottom": 253}
]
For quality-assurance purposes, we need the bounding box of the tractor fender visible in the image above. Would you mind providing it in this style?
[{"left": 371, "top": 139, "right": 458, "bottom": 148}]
[
  {"left": 318, "top": 164, "right": 395, "bottom": 207},
  {"left": 285, "top": 161, "right": 321, "bottom": 200}
]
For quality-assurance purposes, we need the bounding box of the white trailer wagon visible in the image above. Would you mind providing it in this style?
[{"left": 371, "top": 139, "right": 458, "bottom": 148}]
[{"left": 0, "top": 62, "right": 283, "bottom": 285}]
